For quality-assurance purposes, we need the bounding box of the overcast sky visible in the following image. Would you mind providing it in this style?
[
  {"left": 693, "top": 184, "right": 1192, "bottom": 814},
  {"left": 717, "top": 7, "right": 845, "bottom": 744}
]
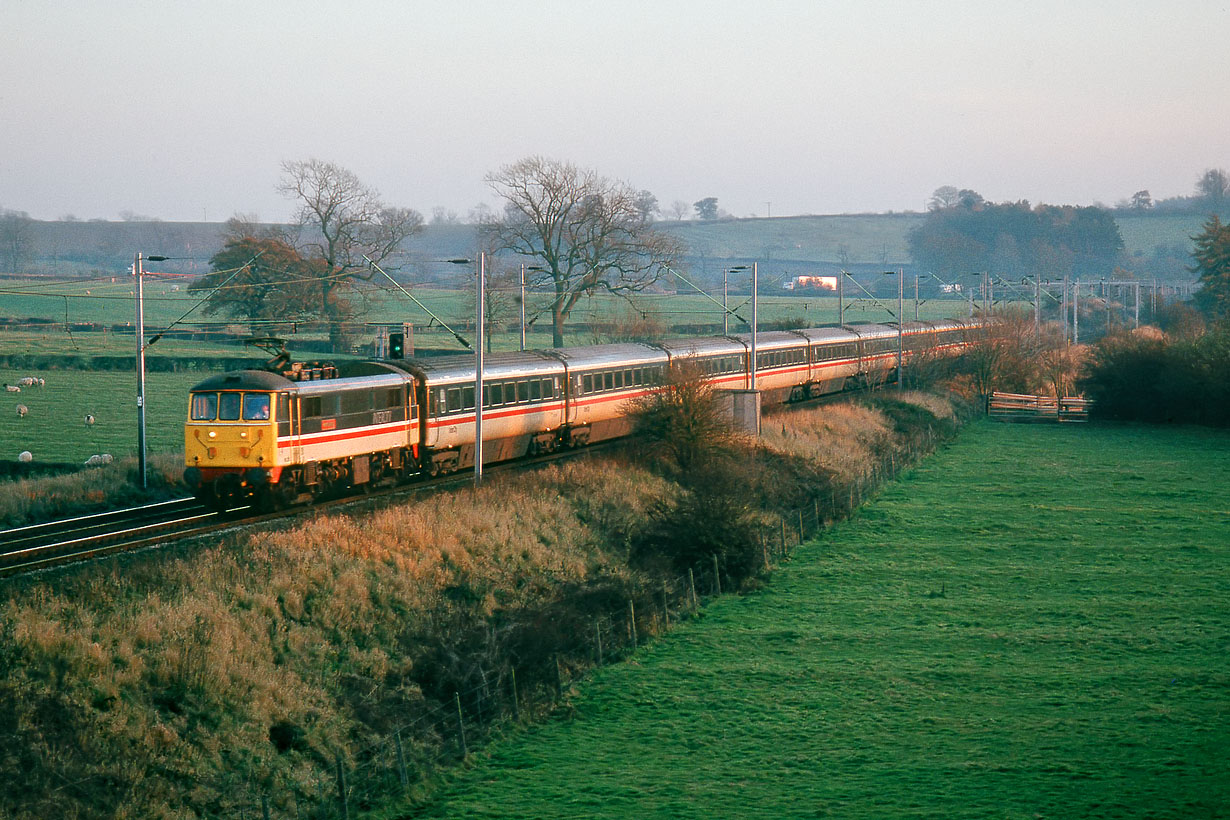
[{"left": 2, "top": 0, "right": 1227, "bottom": 223}]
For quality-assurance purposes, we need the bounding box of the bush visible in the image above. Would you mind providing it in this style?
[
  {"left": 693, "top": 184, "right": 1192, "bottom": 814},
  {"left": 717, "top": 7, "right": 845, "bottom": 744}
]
[
  {"left": 631, "top": 452, "right": 763, "bottom": 582},
  {"left": 1080, "top": 326, "right": 1230, "bottom": 426}
]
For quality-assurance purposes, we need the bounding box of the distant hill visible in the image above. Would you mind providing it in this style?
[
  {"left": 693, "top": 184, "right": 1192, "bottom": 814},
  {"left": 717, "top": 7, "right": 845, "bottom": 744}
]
[{"left": 16, "top": 210, "right": 1212, "bottom": 285}]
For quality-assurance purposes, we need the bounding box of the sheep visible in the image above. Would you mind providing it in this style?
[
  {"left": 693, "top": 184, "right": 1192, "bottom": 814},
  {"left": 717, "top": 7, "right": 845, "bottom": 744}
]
[
  {"left": 18, "top": 451, "right": 32, "bottom": 463},
  {"left": 85, "top": 414, "right": 95, "bottom": 425},
  {"left": 84, "top": 454, "right": 114, "bottom": 467},
  {"left": 16, "top": 405, "right": 27, "bottom": 418},
  {"left": 4, "top": 384, "right": 19, "bottom": 393},
  {"left": 17, "top": 377, "right": 34, "bottom": 387}
]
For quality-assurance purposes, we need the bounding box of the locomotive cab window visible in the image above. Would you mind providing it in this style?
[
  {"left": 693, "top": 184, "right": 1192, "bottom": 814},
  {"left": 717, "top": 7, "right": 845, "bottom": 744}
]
[
  {"left": 218, "top": 392, "right": 242, "bottom": 421},
  {"left": 190, "top": 393, "right": 217, "bottom": 421},
  {"left": 243, "top": 393, "right": 271, "bottom": 421}
]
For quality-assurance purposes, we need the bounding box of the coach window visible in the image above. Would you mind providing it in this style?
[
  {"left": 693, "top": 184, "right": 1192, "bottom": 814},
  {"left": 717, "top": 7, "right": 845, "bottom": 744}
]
[
  {"left": 218, "top": 392, "right": 242, "bottom": 421},
  {"left": 461, "top": 385, "right": 475, "bottom": 410},
  {"left": 446, "top": 388, "right": 461, "bottom": 413},
  {"left": 190, "top": 393, "right": 217, "bottom": 421},
  {"left": 517, "top": 380, "right": 529, "bottom": 402}
]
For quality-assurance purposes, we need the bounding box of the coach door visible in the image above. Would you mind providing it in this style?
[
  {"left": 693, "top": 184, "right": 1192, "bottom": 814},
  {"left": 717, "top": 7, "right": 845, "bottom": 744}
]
[{"left": 279, "top": 392, "right": 302, "bottom": 462}]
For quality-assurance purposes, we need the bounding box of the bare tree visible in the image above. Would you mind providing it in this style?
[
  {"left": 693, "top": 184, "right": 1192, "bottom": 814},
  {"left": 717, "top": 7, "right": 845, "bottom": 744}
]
[
  {"left": 0, "top": 210, "right": 36, "bottom": 273},
  {"left": 1196, "top": 168, "right": 1229, "bottom": 206},
  {"left": 634, "top": 190, "right": 660, "bottom": 222},
  {"left": 667, "top": 200, "right": 690, "bottom": 221},
  {"left": 485, "top": 156, "right": 684, "bottom": 347},
  {"left": 279, "top": 159, "right": 424, "bottom": 351}
]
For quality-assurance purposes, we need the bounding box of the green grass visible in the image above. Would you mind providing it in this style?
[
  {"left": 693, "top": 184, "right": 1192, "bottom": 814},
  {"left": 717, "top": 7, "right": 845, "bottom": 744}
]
[
  {"left": 411, "top": 421, "right": 1230, "bottom": 819},
  {"left": 0, "top": 368, "right": 206, "bottom": 463}
]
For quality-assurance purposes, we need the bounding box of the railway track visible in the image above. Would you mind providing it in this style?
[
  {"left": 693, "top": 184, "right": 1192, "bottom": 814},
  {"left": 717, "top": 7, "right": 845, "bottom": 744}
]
[{"left": 0, "top": 441, "right": 618, "bottom": 578}]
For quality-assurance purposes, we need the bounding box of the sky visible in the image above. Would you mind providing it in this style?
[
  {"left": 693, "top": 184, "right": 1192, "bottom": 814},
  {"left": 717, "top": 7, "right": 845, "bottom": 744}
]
[{"left": 2, "top": 0, "right": 1227, "bottom": 223}]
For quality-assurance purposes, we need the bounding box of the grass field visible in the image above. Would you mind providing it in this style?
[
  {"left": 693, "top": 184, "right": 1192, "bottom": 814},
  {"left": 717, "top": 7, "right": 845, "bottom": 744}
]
[
  {"left": 411, "top": 421, "right": 1230, "bottom": 819},
  {"left": 0, "top": 368, "right": 205, "bottom": 463}
]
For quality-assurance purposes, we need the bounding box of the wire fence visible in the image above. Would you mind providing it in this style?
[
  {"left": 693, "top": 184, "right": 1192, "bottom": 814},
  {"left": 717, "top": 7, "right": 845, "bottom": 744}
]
[{"left": 206, "top": 437, "right": 936, "bottom": 819}]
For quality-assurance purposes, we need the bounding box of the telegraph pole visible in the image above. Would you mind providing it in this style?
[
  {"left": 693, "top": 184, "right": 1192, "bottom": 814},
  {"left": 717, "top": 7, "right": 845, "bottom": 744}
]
[
  {"left": 134, "top": 253, "right": 148, "bottom": 489},
  {"left": 519, "top": 262, "right": 527, "bottom": 352},
  {"left": 475, "top": 253, "right": 485, "bottom": 485}
]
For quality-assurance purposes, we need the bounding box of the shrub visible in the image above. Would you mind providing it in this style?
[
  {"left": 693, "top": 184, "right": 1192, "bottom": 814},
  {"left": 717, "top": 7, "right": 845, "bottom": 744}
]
[{"left": 1080, "top": 326, "right": 1230, "bottom": 426}]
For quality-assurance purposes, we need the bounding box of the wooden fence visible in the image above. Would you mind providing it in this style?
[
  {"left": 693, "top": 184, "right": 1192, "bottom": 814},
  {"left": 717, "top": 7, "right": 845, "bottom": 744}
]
[{"left": 988, "top": 391, "right": 1091, "bottom": 423}]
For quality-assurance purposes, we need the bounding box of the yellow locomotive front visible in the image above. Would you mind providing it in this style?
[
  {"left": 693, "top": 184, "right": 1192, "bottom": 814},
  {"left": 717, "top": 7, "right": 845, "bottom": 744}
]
[{"left": 183, "top": 370, "right": 290, "bottom": 509}]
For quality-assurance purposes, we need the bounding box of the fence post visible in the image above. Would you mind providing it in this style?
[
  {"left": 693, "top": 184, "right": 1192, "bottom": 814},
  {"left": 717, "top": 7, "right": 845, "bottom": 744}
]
[
  {"left": 455, "top": 693, "right": 467, "bottom": 758},
  {"left": 798, "top": 510, "right": 804, "bottom": 543},
  {"left": 554, "top": 654, "right": 563, "bottom": 697},
  {"left": 510, "top": 667, "right": 520, "bottom": 722},
  {"left": 814, "top": 497, "right": 820, "bottom": 528},
  {"left": 394, "top": 730, "right": 409, "bottom": 793},
  {"left": 595, "top": 619, "right": 603, "bottom": 665},
  {"left": 662, "top": 581, "right": 670, "bottom": 629},
  {"left": 712, "top": 553, "right": 721, "bottom": 596},
  {"left": 261, "top": 794, "right": 271, "bottom": 820},
  {"left": 629, "top": 599, "right": 638, "bottom": 649},
  {"left": 335, "top": 753, "right": 350, "bottom": 820},
  {"left": 688, "top": 568, "right": 697, "bottom": 610},
  {"left": 780, "top": 520, "right": 787, "bottom": 554},
  {"left": 762, "top": 536, "right": 770, "bottom": 571}
]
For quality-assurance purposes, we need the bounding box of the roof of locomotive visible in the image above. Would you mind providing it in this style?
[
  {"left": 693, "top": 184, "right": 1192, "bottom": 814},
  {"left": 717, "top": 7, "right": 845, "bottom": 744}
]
[{"left": 188, "top": 370, "right": 296, "bottom": 392}]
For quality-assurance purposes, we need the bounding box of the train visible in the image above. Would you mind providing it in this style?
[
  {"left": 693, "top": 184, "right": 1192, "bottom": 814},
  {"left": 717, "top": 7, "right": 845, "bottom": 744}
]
[{"left": 183, "top": 319, "right": 982, "bottom": 510}]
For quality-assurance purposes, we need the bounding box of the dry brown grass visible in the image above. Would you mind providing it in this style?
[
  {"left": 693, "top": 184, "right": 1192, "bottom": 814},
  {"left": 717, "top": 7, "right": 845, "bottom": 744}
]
[{"left": 762, "top": 402, "right": 893, "bottom": 485}]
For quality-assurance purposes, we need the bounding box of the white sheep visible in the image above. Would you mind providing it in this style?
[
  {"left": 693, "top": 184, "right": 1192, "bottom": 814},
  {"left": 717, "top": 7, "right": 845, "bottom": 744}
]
[
  {"left": 17, "top": 377, "right": 34, "bottom": 387},
  {"left": 16, "top": 404, "right": 27, "bottom": 418},
  {"left": 18, "top": 451, "right": 32, "bottom": 463},
  {"left": 84, "top": 453, "right": 114, "bottom": 467},
  {"left": 85, "top": 414, "right": 95, "bottom": 425},
  {"left": 37, "top": 378, "right": 44, "bottom": 387},
  {"left": 4, "top": 384, "right": 19, "bottom": 393}
]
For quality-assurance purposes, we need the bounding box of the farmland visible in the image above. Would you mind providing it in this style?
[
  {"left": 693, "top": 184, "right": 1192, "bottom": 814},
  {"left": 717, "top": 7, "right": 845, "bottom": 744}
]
[
  {"left": 0, "top": 368, "right": 204, "bottom": 463},
  {"left": 413, "top": 421, "right": 1230, "bottom": 819}
]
